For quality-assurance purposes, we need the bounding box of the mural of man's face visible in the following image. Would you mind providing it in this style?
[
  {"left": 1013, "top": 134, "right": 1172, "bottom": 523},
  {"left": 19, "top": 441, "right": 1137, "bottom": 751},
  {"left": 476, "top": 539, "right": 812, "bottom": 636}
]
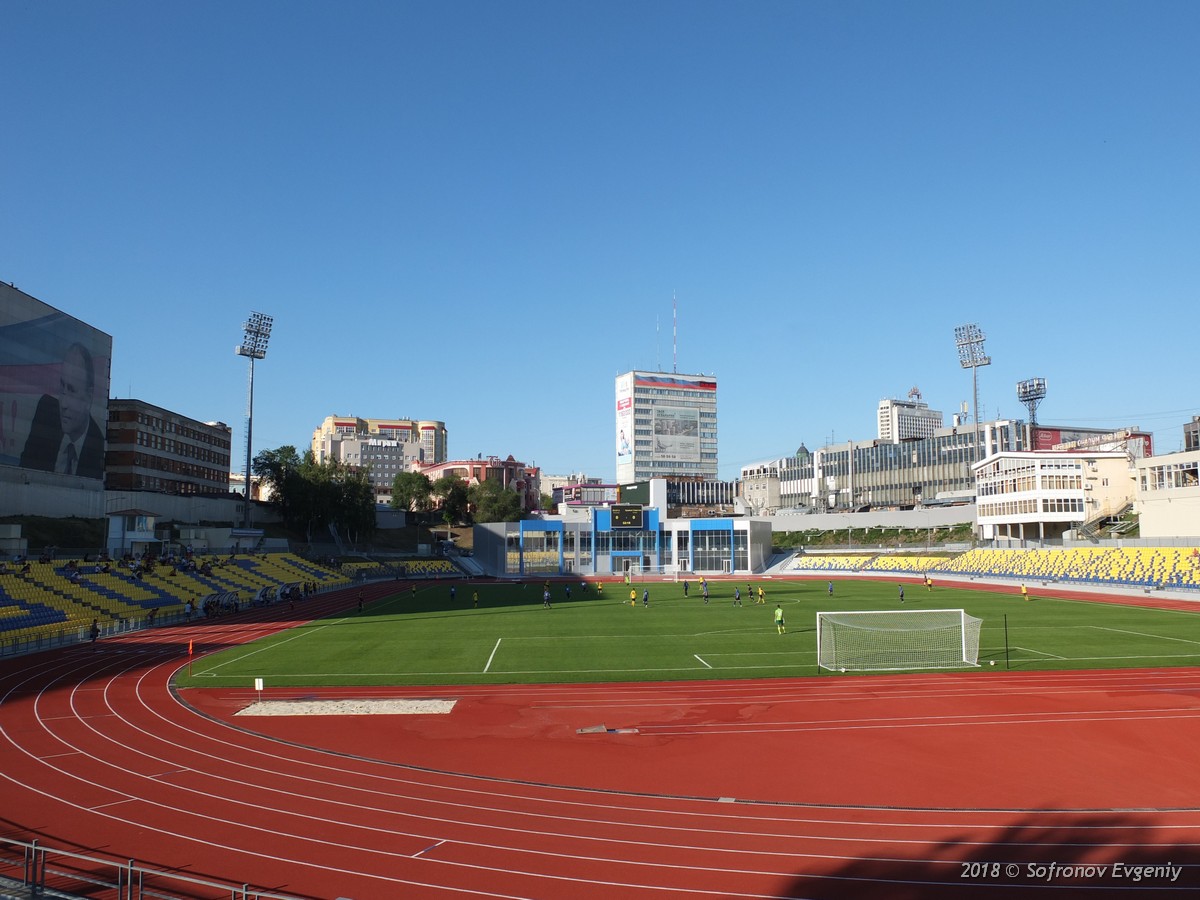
[{"left": 58, "top": 345, "right": 93, "bottom": 442}]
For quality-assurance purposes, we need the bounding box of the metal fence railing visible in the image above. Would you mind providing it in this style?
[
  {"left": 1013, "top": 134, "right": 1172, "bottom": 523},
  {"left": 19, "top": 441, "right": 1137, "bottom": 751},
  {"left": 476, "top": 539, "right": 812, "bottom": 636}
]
[{"left": 0, "top": 836, "right": 315, "bottom": 900}]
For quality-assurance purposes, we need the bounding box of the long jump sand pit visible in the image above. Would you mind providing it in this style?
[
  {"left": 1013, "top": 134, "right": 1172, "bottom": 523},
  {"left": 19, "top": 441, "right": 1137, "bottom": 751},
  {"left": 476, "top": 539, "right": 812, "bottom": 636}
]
[{"left": 235, "top": 698, "right": 457, "bottom": 716}]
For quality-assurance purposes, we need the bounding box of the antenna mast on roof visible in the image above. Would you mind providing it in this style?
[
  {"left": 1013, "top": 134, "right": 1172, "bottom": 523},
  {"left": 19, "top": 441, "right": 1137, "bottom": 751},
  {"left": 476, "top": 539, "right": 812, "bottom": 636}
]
[
  {"left": 655, "top": 315, "right": 661, "bottom": 371},
  {"left": 673, "top": 291, "right": 678, "bottom": 373}
]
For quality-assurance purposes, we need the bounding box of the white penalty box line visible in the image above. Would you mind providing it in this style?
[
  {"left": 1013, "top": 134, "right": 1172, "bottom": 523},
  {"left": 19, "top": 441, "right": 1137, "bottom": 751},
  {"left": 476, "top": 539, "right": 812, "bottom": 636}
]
[
  {"left": 1008, "top": 624, "right": 1200, "bottom": 664},
  {"left": 1087, "top": 625, "right": 1200, "bottom": 646}
]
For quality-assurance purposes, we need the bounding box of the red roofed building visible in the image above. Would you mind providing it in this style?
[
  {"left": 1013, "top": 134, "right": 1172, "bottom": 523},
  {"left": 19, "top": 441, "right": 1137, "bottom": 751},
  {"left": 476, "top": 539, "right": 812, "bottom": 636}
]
[{"left": 416, "top": 455, "right": 541, "bottom": 513}]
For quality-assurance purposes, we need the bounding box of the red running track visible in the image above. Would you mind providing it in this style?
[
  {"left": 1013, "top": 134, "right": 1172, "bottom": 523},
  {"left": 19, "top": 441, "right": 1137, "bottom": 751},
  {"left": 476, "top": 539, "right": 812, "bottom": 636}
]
[{"left": 2, "top": 590, "right": 1200, "bottom": 899}]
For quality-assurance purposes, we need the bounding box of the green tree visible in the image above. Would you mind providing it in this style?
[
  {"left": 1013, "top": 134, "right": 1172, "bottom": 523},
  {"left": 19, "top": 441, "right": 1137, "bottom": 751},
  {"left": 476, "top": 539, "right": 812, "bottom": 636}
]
[
  {"left": 470, "top": 478, "right": 524, "bottom": 523},
  {"left": 252, "top": 445, "right": 304, "bottom": 529},
  {"left": 431, "top": 473, "right": 470, "bottom": 525},
  {"left": 335, "top": 465, "right": 377, "bottom": 547},
  {"left": 391, "top": 471, "right": 432, "bottom": 514},
  {"left": 253, "top": 446, "right": 375, "bottom": 545},
  {"left": 294, "top": 451, "right": 339, "bottom": 541}
]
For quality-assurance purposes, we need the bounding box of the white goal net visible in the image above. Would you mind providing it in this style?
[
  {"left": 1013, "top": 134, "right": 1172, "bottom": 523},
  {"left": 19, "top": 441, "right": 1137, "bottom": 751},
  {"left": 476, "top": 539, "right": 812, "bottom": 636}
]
[
  {"left": 816, "top": 608, "right": 982, "bottom": 671},
  {"left": 629, "top": 563, "right": 680, "bottom": 581}
]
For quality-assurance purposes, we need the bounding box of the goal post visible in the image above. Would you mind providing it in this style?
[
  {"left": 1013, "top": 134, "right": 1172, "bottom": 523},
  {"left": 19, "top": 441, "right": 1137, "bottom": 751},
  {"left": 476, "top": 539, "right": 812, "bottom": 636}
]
[
  {"left": 816, "top": 608, "right": 982, "bottom": 672},
  {"left": 631, "top": 563, "right": 680, "bottom": 582}
]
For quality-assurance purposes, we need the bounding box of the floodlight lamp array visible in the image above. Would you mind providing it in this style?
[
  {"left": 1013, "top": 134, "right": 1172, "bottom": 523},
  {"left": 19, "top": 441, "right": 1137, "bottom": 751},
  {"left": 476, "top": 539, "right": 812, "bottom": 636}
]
[
  {"left": 1016, "top": 377, "right": 1047, "bottom": 404},
  {"left": 954, "top": 323, "right": 990, "bottom": 369},
  {"left": 236, "top": 312, "right": 274, "bottom": 359}
]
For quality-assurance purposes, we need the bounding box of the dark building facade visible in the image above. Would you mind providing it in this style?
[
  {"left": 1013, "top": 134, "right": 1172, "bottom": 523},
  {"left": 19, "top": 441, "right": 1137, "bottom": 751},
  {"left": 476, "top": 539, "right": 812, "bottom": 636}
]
[{"left": 106, "top": 399, "right": 232, "bottom": 495}]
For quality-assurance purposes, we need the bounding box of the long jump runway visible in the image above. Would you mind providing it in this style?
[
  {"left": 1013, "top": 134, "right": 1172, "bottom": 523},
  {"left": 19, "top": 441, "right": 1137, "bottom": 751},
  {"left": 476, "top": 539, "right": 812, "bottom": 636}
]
[{"left": 2, "top": 598, "right": 1200, "bottom": 898}]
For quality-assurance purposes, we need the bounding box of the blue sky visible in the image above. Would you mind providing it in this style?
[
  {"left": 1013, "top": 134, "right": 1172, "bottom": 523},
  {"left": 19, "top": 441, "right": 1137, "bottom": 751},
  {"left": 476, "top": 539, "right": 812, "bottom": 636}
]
[{"left": 3, "top": 1, "right": 1197, "bottom": 483}]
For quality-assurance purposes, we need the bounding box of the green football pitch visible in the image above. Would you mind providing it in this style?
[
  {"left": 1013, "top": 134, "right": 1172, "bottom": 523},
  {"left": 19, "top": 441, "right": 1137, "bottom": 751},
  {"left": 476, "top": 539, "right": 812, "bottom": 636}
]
[{"left": 177, "top": 579, "right": 1200, "bottom": 689}]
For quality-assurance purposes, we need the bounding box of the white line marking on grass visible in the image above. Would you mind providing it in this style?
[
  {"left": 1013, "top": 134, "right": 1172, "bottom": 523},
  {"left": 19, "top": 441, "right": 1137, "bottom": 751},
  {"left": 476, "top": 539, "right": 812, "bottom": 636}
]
[
  {"left": 471, "top": 663, "right": 821, "bottom": 676},
  {"left": 1088, "top": 626, "right": 1200, "bottom": 646},
  {"left": 505, "top": 630, "right": 762, "bottom": 640},
  {"left": 694, "top": 654, "right": 712, "bottom": 669},
  {"left": 482, "top": 638, "right": 502, "bottom": 673},
  {"left": 695, "top": 628, "right": 766, "bottom": 637},
  {"left": 193, "top": 656, "right": 1200, "bottom": 684},
  {"left": 705, "top": 657, "right": 820, "bottom": 662},
  {"left": 190, "top": 623, "right": 329, "bottom": 675},
  {"left": 1014, "top": 646, "right": 1066, "bottom": 659}
]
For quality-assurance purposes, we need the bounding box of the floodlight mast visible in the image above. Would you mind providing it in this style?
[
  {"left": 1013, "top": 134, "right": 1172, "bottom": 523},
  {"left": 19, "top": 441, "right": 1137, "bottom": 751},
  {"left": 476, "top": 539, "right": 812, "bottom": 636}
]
[
  {"left": 1016, "top": 377, "right": 1048, "bottom": 451},
  {"left": 954, "top": 324, "right": 991, "bottom": 465},
  {"left": 235, "top": 312, "right": 273, "bottom": 531}
]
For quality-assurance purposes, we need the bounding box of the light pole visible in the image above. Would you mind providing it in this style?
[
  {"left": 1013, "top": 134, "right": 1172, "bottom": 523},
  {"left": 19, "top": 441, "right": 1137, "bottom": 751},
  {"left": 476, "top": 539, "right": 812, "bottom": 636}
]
[
  {"left": 954, "top": 324, "right": 991, "bottom": 464},
  {"left": 235, "top": 312, "right": 273, "bottom": 531},
  {"left": 1017, "top": 377, "right": 1048, "bottom": 451}
]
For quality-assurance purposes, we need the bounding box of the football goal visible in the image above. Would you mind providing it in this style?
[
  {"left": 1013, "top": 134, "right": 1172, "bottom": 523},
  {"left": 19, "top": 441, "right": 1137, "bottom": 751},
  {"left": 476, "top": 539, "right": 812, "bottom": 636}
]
[
  {"left": 629, "top": 563, "right": 680, "bottom": 581},
  {"left": 816, "top": 608, "right": 982, "bottom": 672}
]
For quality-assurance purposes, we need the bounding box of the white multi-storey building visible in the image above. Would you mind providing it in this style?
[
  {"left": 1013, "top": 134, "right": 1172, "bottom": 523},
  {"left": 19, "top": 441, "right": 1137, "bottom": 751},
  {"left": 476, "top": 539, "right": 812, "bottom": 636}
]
[
  {"left": 1135, "top": 447, "right": 1200, "bottom": 539},
  {"left": 877, "top": 395, "right": 943, "bottom": 443},
  {"left": 974, "top": 450, "right": 1134, "bottom": 542},
  {"left": 312, "top": 416, "right": 446, "bottom": 464},
  {"left": 615, "top": 371, "right": 717, "bottom": 484},
  {"left": 742, "top": 423, "right": 1151, "bottom": 515}
]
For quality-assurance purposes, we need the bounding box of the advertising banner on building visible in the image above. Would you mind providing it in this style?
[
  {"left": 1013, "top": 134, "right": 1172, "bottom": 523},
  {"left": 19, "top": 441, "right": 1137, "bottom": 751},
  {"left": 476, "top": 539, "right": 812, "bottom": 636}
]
[
  {"left": 1040, "top": 426, "right": 1153, "bottom": 457},
  {"left": 615, "top": 373, "right": 633, "bottom": 460},
  {"left": 0, "top": 285, "right": 112, "bottom": 480},
  {"left": 652, "top": 406, "right": 700, "bottom": 463}
]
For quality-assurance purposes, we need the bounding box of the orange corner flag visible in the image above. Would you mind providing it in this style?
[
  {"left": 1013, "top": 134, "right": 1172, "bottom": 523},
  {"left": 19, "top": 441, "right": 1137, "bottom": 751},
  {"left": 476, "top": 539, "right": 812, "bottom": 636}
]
[{"left": 188, "top": 639, "right": 194, "bottom": 656}]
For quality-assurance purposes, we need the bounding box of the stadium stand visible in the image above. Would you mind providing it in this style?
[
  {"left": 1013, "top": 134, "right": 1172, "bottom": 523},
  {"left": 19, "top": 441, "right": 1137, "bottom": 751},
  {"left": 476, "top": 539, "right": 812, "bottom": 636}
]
[
  {"left": 508, "top": 550, "right": 559, "bottom": 574},
  {"left": 334, "top": 558, "right": 463, "bottom": 580},
  {"left": 401, "top": 559, "right": 460, "bottom": 577},
  {"left": 787, "top": 555, "right": 875, "bottom": 572},
  {"left": 789, "top": 546, "right": 1200, "bottom": 591},
  {"left": 0, "top": 553, "right": 353, "bottom": 656},
  {"left": 858, "top": 555, "right": 952, "bottom": 575}
]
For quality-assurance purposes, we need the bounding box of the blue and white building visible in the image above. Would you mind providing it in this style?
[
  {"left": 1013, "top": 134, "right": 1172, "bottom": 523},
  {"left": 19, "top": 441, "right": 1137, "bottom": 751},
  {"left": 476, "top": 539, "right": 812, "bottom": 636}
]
[{"left": 474, "top": 479, "right": 772, "bottom": 577}]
